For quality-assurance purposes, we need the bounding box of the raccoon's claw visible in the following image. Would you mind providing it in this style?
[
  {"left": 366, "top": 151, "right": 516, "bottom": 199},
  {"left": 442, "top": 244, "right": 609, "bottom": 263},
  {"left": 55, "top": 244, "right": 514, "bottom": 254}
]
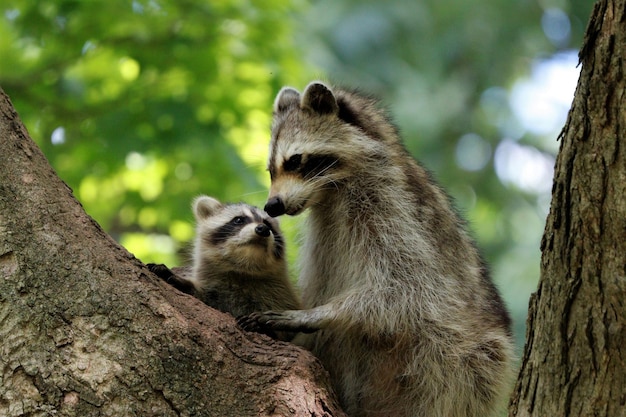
[
  {"left": 149, "top": 263, "right": 196, "bottom": 295},
  {"left": 238, "top": 310, "right": 319, "bottom": 334},
  {"left": 237, "top": 312, "right": 280, "bottom": 339},
  {"left": 147, "top": 263, "right": 175, "bottom": 280},
  {"left": 237, "top": 312, "right": 267, "bottom": 334},
  {"left": 237, "top": 311, "right": 287, "bottom": 332}
]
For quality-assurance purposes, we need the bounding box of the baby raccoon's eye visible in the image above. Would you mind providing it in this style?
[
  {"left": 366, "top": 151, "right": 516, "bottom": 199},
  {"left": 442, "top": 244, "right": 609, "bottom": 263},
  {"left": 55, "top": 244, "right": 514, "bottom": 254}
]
[
  {"left": 283, "top": 154, "right": 302, "bottom": 172},
  {"left": 231, "top": 216, "right": 247, "bottom": 225}
]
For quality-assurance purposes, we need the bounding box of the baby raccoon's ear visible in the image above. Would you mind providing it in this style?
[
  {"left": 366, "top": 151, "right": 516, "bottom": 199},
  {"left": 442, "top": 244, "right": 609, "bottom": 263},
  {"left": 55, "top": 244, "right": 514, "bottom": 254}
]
[
  {"left": 274, "top": 87, "right": 300, "bottom": 114},
  {"left": 301, "top": 81, "right": 338, "bottom": 115},
  {"left": 193, "top": 195, "right": 222, "bottom": 220}
]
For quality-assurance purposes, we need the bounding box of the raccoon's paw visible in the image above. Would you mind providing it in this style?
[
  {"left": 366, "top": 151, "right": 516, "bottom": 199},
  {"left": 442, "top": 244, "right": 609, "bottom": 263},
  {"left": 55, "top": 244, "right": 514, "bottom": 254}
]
[
  {"left": 237, "top": 312, "right": 270, "bottom": 334},
  {"left": 149, "top": 263, "right": 196, "bottom": 295},
  {"left": 237, "top": 310, "right": 318, "bottom": 334},
  {"left": 147, "top": 263, "right": 175, "bottom": 281},
  {"left": 236, "top": 313, "right": 277, "bottom": 339}
]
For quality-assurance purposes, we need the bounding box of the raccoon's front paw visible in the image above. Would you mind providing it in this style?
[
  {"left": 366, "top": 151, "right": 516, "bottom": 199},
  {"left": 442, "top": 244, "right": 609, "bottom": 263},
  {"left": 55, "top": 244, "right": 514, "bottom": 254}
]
[
  {"left": 149, "top": 263, "right": 196, "bottom": 295},
  {"left": 237, "top": 312, "right": 269, "bottom": 334},
  {"left": 238, "top": 310, "right": 318, "bottom": 333},
  {"left": 235, "top": 312, "right": 277, "bottom": 339},
  {"left": 147, "top": 263, "right": 175, "bottom": 281}
]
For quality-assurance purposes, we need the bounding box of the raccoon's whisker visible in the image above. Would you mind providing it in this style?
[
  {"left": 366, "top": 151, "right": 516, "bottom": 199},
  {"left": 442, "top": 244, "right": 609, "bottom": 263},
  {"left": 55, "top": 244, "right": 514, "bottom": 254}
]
[
  {"left": 320, "top": 178, "right": 340, "bottom": 192},
  {"left": 327, "top": 178, "right": 340, "bottom": 189},
  {"left": 307, "top": 177, "right": 337, "bottom": 194},
  {"left": 239, "top": 159, "right": 268, "bottom": 172},
  {"left": 237, "top": 190, "right": 269, "bottom": 199},
  {"left": 314, "top": 160, "right": 340, "bottom": 178}
]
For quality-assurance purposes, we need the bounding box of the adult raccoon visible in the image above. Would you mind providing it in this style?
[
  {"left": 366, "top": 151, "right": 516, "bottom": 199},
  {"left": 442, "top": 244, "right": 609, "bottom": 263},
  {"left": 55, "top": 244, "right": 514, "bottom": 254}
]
[{"left": 240, "top": 82, "right": 515, "bottom": 416}]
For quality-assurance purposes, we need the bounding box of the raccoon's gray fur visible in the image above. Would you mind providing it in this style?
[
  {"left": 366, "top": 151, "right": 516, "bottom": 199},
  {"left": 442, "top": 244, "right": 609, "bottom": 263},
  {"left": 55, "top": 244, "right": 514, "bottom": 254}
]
[
  {"left": 151, "top": 195, "right": 300, "bottom": 341},
  {"left": 240, "top": 82, "right": 515, "bottom": 416}
]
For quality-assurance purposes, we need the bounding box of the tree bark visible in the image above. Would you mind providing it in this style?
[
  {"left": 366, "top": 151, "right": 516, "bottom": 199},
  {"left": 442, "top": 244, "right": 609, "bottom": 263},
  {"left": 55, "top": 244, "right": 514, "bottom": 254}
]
[
  {"left": 0, "top": 88, "right": 345, "bottom": 416},
  {"left": 509, "top": 0, "right": 626, "bottom": 416}
]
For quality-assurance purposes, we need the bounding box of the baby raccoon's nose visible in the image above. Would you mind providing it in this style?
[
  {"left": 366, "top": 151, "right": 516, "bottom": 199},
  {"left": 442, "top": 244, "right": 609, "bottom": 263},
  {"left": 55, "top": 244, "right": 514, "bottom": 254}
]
[
  {"left": 255, "top": 224, "right": 271, "bottom": 237},
  {"left": 265, "top": 196, "right": 286, "bottom": 217}
]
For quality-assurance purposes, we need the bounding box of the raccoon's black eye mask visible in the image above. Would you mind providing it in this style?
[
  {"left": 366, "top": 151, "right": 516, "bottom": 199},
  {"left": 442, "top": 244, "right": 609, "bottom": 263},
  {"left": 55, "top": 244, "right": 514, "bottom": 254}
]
[
  {"left": 281, "top": 153, "right": 340, "bottom": 179},
  {"left": 283, "top": 154, "right": 302, "bottom": 172},
  {"left": 210, "top": 216, "right": 251, "bottom": 245},
  {"left": 301, "top": 155, "right": 341, "bottom": 179}
]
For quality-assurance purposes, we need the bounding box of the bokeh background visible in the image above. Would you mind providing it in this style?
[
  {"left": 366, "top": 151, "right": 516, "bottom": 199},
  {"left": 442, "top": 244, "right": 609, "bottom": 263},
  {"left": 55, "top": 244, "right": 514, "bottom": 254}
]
[{"left": 0, "top": 0, "right": 592, "bottom": 351}]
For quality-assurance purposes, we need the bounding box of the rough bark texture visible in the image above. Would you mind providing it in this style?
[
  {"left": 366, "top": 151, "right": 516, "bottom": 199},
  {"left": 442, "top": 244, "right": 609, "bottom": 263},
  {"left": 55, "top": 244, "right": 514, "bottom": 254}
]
[
  {"left": 0, "top": 88, "right": 345, "bottom": 417},
  {"left": 509, "top": 0, "right": 626, "bottom": 416}
]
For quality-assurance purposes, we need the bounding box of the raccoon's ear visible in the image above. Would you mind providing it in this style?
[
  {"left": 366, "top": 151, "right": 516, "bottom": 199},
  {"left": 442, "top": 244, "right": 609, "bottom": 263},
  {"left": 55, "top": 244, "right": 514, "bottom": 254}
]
[
  {"left": 193, "top": 196, "right": 222, "bottom": 220},
  {"left": 274, "top": 87, "right": 301, "bottom": 114},
  {"left": 301, "top": 82, "right": 338, "bottom": 115}
]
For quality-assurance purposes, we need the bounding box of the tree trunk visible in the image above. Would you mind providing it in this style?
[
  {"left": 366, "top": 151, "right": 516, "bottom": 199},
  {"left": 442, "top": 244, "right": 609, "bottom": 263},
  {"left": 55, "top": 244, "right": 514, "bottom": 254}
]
[
  {"left": 0, "top": 88, "right": 345, "bottom": 416},
  {"left": 508, "top": 0, "right": 626, "bottom": 416}
]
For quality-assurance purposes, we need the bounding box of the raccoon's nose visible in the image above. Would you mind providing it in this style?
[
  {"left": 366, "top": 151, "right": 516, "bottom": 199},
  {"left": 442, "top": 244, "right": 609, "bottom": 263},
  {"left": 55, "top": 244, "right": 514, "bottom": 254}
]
[
  {"left": 255, "top": 224, "right": 271, "bottom": 237},
  {"left": 264, "top": 197, "right": 286, "bottom": 217}
]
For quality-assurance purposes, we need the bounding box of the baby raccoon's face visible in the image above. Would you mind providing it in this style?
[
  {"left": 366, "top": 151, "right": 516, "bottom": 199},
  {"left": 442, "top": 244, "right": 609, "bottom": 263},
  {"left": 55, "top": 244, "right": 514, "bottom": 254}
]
[{"left": 193, "top": 196, "right": 285, "bottom": 276}]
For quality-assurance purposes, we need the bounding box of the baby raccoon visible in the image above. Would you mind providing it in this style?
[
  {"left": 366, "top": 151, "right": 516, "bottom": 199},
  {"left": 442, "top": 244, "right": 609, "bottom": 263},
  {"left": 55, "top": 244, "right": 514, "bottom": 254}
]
[{"left": 149, "top": 195, "right": 300, "bottom": 341}]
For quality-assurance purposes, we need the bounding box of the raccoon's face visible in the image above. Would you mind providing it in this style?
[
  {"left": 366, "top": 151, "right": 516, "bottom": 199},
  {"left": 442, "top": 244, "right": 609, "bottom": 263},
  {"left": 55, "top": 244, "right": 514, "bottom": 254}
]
[
  {"left": 265, "top": 82, "right": 360, "bottom": 217},
  {"left": 265, "top": 150, "right": 343, "bottom": 217},
  {"left": 193, "top": 196, "right": 285, "bottom": 275}
]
